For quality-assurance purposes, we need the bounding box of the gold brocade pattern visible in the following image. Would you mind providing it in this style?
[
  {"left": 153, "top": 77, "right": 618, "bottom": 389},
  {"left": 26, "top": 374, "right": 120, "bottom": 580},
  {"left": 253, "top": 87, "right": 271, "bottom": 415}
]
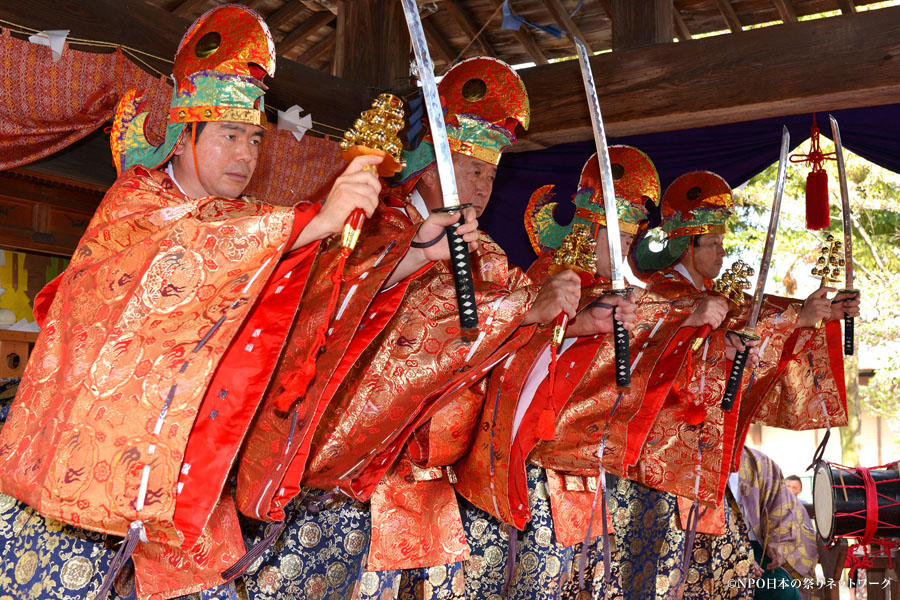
[
  {"left": 367, "top": 454, "right": 469, "bottom": 571},
  {"left": 598, "top": 478, "right": 753, "bottom": 600},
  {"left": 456, "top": 254, "right": 698, "bottom": 539},
  {"left": 632, "top": 330, "right": 730, "bottom": 506},
  {"left": 235, "top": 203, "right": 419, "bottom": 523},
  {"left": 409, "top": 379, "right": 488, "bottom": 469},
  {"left": 634, "top": 269, "right": 813, "bottom": 506},
  {"left": 303, "top": 233, "right": 538, "bottom": 497},
  {"left": 0, "top": 167, "right": 293, "bottom": 545},
  {"left": 753, "top": 321, "right": 848, "bottom": 430}
]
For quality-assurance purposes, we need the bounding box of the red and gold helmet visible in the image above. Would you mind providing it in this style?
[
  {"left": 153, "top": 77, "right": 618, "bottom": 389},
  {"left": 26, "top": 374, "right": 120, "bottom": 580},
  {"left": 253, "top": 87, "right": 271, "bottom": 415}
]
[
  {"left": 394, "top": 56, "right": 530, "bottom": 188},
  {"left": 111, "top": 4, "right": 275, "bottom": 174},
  {"left": 526, "top": 146, "right": 660, "bottom": 256},
  {"left": 660, "top": 171, "right": 734, "bottom": 239}
]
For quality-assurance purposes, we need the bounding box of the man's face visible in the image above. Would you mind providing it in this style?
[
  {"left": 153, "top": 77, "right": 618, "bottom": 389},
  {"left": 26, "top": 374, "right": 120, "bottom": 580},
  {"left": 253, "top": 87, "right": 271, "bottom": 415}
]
[
  {"left": 786, "top": 479, "right": 802, "bottom": 497},
  {"left": 451, "top": 153, "right": 498, "bottom": 216},
  {"left": 173, "top": 121, "right": 264, "bottom": 199},
  {"left": 692, "top": 233, "right": 727, "bottom": 279},
  {"left": 594, "top": 228, "right": 635, "bottom": 280}
]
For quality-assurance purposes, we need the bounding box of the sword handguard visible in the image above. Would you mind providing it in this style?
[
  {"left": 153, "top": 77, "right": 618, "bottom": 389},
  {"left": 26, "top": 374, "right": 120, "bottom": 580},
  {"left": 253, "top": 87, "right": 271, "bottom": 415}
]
[{"left": 434, "top": 205, "right": 478, "bottom": 330}]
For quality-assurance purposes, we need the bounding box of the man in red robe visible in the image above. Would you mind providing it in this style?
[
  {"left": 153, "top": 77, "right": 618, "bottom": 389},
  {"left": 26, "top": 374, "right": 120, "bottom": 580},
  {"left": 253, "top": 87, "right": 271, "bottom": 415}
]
[
  {"left": 453, "top": 148, "right": 737, "bottom": 599},
  {"left": 0, "top": 6, "right": 456, "bottom": 599},
  {"left": 234, "top": 57, "right": 585, "bottom": 600}
]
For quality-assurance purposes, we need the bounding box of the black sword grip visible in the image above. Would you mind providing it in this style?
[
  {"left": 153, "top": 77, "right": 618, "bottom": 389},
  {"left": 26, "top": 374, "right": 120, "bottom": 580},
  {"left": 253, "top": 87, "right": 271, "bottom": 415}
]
[
  {"left": 445, "top": 218, "right": 479, "bottom": 330},
  {"left": 844, "top": 314, "right": 854, "bottom": 356},
  {"left": 722, "top": 347, "right": 749, "bottom": 411},
  {"left": 613, "top": 318, "right": 630, "bottom": 387}
]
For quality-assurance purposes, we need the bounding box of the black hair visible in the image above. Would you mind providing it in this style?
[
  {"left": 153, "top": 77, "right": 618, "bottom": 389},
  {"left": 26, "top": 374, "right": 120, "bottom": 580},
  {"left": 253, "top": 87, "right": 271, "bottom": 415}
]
[{"left": 786, "top": 475, "right": 802, "bottom": 488}]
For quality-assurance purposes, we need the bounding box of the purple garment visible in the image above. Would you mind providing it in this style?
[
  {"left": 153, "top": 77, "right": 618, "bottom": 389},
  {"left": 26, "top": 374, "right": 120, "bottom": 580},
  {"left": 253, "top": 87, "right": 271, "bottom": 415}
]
[{"left": 737, "top": 447, "right": 819, "bottom": 582}]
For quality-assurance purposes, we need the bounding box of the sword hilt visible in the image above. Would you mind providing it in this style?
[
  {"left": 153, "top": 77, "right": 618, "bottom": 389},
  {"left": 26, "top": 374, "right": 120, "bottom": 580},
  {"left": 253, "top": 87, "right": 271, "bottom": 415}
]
[
  {"left": 434, "top": 205, "right": 478, "bottom": 330},
  {"left": 721, "top": 330, "right": 759, "bottom": 411},
  {"left": 844, "top": 314, "right": 854, "bottom": 356},
  {"left": 838, "top": 288, "right": 858, "bottom": 356},
  {"left": 603, "top": 287, "right": 632, "bottom": 388}
]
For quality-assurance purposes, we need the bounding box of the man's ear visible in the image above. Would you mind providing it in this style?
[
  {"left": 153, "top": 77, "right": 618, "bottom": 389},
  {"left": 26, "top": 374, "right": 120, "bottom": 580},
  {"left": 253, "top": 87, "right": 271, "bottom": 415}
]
[{"left": 173, "top": 130, "right": 188, "bottom": 157}]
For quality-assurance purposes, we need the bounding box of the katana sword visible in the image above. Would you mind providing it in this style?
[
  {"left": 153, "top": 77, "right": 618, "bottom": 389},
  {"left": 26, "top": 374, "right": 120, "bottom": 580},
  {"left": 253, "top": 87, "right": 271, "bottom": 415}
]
[
  {"left": 721, "top": 126, "right": 790, "bottom": 410},
  {"left": 829, "top": 115, "right": 858, "bottom": 356},
  {"left": 400, "top": 0, "right": 478, "bottom": 330},
  {"left": 573, "top": 37, "right": 631, "bottom": 387}
]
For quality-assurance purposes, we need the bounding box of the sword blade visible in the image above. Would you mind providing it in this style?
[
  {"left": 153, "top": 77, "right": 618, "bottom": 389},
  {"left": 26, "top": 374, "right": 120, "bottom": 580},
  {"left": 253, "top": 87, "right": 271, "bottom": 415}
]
[
  {"left": 829, "top": 115, "right": 854, "bottom": 289},
  {"left": 747, "top": 126, "right": 790, "bottom": 330},
  {"left": 573, "top": 37, "right": 624, "bottom": 289},
  {"left": 401, "top": 0, "right": 459, "bottom": 208}
]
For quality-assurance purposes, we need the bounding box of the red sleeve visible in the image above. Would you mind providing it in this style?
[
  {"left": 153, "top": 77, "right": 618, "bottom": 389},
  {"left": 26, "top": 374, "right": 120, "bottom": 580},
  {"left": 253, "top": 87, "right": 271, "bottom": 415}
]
[
  {"left": 282, "top": 204, "right": 321, "bottom": 257},
  {"left": 33, "top": 274, "right": 63, "bottom": 327}
]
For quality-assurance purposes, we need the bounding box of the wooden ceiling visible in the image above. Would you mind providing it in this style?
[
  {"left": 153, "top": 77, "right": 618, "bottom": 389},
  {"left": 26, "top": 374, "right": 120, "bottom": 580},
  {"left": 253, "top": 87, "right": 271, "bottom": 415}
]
[{"left": 145, "top": 0, "right": 881, "bottom": 75}]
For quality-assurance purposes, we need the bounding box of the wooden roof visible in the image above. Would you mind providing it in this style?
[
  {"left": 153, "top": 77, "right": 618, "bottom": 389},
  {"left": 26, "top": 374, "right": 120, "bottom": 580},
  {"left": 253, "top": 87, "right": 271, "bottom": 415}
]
[{"left": 145, "top": 0, "right": 882, "bottom": 74}]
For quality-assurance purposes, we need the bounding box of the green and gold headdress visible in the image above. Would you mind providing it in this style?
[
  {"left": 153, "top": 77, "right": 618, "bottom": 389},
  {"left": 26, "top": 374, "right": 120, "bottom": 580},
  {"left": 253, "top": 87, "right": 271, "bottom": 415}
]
[
  {"left": 631, "top": 171, "right": 734, "bottom": 277},
  {"left": 110, "top": 4, "right": 276, "bottom": 174},
  {"left": 393, "top": 56, "right": 530, "bottom": 191},
  {"left": 525, "top": 146, "right": 661, "bottom": 256}
]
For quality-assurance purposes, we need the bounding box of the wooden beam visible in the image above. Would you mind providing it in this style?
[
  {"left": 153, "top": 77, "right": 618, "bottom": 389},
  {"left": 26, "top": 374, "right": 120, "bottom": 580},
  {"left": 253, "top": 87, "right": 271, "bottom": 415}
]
[
  {"left": 673, "top": 4, "right": 692, "bottom": 41},
  {"left": 442, "top": 0, "right": 495, "bottom": 57},
  {"left": 714, "top": 0, "right": 743, "bottom": 33},
  {"left": 423, "top": 17, "right": 457, "bottom": 65},
  {"left": 276, "top": 10, "right": 335, "bottom": 55},
  {"left": 597, "top": 0, "right": 613, "bottom": 19},
  {"left": 333, "top": 0, "right": 409, "bottom": 90},
  {"left": 772, "top": 0, "right": 798, "bottom": 23},
  {"left": 0, "top": 0, "right": 371, "bottom": 135},
  {"left": 515, "top": 5, "right": 900, "bottom": 147},
  {"left": 541, "top": 0, "right": 593, "bottom": 52},
  {"left": 485, "top": 0, "right": 548, "bottom": 65},
  {"left": 836, "top": 0, "right": 857, "bottom": 14},
  {"left": 610, "top": 0, "right": 673, "bottom": 50},
  {"left": 298, "top": 30, "right": 336, "bottom": 65},
  {"left": 266, "top": 0, "right": 307, "bottom": 33},
  {"left": 0, "top": 171, "right": 103, "bottom": 256},
  {"left": 171, "top": 0, "right": 208, "bottom": 19}
]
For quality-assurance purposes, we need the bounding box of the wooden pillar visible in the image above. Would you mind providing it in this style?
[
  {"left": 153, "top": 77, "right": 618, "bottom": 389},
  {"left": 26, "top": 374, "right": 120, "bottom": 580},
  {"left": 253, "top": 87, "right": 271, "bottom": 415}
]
[
  {"left": 334, "top": 0, "right": 410, "bottom": 91},
  {"left": 610, "top": 0, "right": 673, "bottom": 50}
]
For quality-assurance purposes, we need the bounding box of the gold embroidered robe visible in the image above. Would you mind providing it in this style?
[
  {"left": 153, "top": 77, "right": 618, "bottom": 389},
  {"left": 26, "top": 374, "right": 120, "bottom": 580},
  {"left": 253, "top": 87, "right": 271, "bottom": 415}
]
[
  {"left": 454, "top": 253, "right": 704, "bottom": 547},
  {"left": 0, "top": 166, "right": 322, "bottom": 597}
]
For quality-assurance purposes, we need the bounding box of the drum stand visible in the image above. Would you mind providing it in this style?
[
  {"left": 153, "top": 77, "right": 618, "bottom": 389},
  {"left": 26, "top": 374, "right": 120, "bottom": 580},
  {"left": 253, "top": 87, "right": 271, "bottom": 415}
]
[{"left": 818, "top": 538, "right": 900, "bottom": 600}]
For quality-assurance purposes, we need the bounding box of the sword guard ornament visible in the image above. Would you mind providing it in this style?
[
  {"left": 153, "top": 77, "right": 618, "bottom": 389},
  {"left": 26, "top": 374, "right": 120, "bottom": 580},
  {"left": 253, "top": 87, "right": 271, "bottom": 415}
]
[{"left": 340, "top": 93, "right": 407, "bottom": 253}]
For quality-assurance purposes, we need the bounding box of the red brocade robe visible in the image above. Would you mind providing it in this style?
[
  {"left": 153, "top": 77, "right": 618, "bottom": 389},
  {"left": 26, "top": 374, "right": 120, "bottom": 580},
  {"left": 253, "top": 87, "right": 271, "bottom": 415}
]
[
  {"left": 632, "top": 268, "right": 847, "bottom": 514},
  {"left": 236, "top": 203, "right": 541, "bottom": 572},
  {"left": 0, "top": 166, "right": 336, "bottom": 598},
  {"left": 454, "top": 253, "right": 708, "bottom": 547}
]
